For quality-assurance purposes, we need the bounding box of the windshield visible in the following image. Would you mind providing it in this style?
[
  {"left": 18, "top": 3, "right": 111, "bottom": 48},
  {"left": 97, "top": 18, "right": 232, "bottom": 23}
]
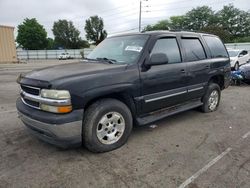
[
  {"left": 87, "top": 35, "right": 149, "bottom": 64},
  {"left": 228, "top": 50, "right": 239, "bottom": 57}
]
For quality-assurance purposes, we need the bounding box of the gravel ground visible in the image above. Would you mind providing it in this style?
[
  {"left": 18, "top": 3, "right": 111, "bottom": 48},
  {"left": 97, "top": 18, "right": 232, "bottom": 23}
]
[{"left": 0, "top": 60, "right": 250, "bottom": 188}]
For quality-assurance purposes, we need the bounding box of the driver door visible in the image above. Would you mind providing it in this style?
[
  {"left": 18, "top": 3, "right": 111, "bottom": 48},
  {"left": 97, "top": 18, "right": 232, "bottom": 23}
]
[{"left": 140, "top": 36, "right": 188, "bottom": 114}]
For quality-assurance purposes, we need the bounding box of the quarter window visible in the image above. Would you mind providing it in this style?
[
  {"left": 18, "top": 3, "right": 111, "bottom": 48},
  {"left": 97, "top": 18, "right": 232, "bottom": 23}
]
[
  {"left": 203, "top": 36, "right": 228, "bottom": 58},
  {"left": 181, "top": 38, "right": 206, "bottom": 61},
  {"left": 151, "top": 38, "right": 181, "bottom": 64}
]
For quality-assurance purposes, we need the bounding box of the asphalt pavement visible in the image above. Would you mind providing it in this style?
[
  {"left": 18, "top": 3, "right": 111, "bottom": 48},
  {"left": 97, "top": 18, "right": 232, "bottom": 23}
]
[{"left": 0, "top": 60, "right": 249, "bottom": 188}]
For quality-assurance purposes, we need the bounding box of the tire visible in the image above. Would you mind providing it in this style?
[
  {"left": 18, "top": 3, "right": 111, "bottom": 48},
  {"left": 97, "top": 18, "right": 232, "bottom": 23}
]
[
  {"left": 201, "top": 83, "right": 221, "bottom": 113},
  {"left": 234, "top": 62, "right": 239, "bottom": 71},
  {"left": 82, "top": 98, "right": 133, "bottom": 153}
]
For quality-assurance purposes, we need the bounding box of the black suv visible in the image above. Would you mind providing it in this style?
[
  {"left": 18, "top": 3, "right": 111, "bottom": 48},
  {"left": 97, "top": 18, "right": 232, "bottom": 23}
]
[{"left": 16, "top": 31, "right": 231, "bottom": 152}]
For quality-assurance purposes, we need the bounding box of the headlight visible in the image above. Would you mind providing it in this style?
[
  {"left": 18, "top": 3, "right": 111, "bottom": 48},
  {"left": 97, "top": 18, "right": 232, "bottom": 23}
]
[
  {"left": 40, "top": 89, "right": 72, "bottom": 113},
  {"left": 41, "top": 89, "right": 71, "bottom": 99}
]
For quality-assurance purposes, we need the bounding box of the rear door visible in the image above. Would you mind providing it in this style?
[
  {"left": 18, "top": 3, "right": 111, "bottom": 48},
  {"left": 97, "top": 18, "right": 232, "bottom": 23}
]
[
  {"left": 180, "top": 36, "right": 210, "bottom": 100},
  {"left": 239, "top": 50, "right": 249, "bottom": 65},
  {"left": 140, "top": 35, "right": 188, "bottom": 114}
]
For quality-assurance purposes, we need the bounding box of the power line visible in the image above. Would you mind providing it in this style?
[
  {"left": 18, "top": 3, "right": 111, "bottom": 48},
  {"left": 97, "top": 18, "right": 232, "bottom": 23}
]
[
  {"left": 93, "top": 2, "right": 137, "bottom": 15},
  {"left": 108, "top": 24, "right": 150, "bottom": 35},
  {"left": 145, "top": 0, "right": 234, "bottom": 13},
  {"left": 108, "top": 0, "right": 235, "bottom": 36},
  {"left": 102, "top": 11, "right": 138, "bottom": 22},
  {"left": 32, "top": 0, "right": 237, "bottom": 38}
]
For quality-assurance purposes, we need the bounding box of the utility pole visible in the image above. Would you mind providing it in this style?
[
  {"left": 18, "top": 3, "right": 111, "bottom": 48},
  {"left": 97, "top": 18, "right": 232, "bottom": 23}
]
[{"left": 139, "top": 0, "right": 142, "bottom": 32}]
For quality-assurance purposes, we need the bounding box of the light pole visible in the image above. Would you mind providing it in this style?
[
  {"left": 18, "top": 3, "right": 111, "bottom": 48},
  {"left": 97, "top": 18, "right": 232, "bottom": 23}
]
[
  {"left": 139, "top": 0, "right": 149, "bottom": 32},
  {"left": 139, "top": 0, "right": 142, "bottom": 32}
]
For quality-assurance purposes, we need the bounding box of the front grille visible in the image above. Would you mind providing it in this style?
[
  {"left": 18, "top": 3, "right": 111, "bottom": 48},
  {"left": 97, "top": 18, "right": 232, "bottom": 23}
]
[
  {"left": 22, "top": 98, "right": 40, "bottom": 108},
  {"left": 20, "top": 85, "right": 41, "bottom": 109},
  {"left": 21, "top": 85, "right": 40, "bottom": 96}
]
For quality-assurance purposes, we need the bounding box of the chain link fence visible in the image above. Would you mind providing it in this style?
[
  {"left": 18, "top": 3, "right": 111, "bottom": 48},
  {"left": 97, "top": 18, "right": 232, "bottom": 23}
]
[
  {"left": 17, "top": 48, "right": 93, "bottom": 60},
  {"left": 225, "top": 43, "right": 250, "bottom": 51}
]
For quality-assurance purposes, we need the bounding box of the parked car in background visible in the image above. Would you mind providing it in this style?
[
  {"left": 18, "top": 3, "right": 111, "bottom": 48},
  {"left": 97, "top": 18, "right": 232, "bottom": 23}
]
[
  {"left": 59, "top": 52, "right": 71, "bottom": 60},
  {"left": 228, "top": 49, "right": 249, "bottom": 70},
  {"left": 239, "top": 62, "right": 250, "bottom": 83}
]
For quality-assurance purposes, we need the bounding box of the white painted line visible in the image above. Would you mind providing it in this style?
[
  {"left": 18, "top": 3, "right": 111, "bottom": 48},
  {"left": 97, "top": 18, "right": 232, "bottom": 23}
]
[
  {"left": 242, "top": 131, "right": 250, "bottom": 139},
  {"left": 0, "top": 110, "right": 17, "bottom": 115},
  {"left": 178, "top": 147, "right": 232, "bottom": 188}
]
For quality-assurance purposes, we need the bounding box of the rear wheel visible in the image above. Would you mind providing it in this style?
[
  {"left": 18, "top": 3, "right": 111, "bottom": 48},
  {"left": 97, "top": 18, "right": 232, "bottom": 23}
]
[
  {"left": 82, "top": 98, "right": 133, "bottom": 152},
  {"left": 201, "top": 83, "right": 221, "bottom": 113}
]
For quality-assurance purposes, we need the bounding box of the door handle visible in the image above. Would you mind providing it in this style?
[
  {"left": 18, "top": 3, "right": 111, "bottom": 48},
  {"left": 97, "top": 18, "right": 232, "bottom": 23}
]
[
  {"left": 180, "top": 69, "right": 186, "bottom": 73},
  {"left": 205, "top": 65, "right": 210, "bottom": 69}
]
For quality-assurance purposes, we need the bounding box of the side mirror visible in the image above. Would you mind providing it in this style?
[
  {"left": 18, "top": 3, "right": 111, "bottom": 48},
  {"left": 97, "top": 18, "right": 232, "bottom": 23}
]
[
  {"left": 147, "top": 53, "right": 169, "bottom": 66},
  {"left": 239, "top": 54, "right": 243, "bottom": 57}
]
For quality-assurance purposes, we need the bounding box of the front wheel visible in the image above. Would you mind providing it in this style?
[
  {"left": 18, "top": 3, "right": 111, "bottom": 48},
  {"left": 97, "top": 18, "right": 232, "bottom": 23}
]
[
  {"left": 201, "top": 83, "right": 221, "bottom": 113},
  {"left": 82, "top": 99, "right": 133, "bottom": 152}
]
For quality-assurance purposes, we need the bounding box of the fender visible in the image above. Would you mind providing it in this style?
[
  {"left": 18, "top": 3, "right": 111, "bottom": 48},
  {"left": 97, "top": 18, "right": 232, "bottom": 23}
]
[{"left": 71, "top": 83, "right": 140, "bottom": 113}]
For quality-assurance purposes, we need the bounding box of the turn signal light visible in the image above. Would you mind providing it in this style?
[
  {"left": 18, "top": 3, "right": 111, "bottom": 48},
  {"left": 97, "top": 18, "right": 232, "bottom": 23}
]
[{"left": 40, "top": 104, "right": 72, "bottom": 113}]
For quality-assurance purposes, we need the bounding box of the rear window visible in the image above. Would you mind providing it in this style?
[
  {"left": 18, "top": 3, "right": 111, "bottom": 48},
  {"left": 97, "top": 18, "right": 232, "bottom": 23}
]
[
  {"left": 203, "top": 36, "right": 228, "bottom": 58},
  {"left": 181, "top": 38, "right": 206, "bottom": 61}
]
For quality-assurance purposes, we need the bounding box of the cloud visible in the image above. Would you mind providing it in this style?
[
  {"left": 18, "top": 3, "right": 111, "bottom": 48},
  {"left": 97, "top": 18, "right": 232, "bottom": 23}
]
[{"left": 0, "top": 0, "right": 249, "bottom": 39}]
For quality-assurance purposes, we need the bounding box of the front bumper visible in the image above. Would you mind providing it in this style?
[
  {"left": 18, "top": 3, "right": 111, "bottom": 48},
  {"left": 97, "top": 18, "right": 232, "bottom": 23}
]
[{"left": 16, "top": 98, "right": 83, "bottom": 148}]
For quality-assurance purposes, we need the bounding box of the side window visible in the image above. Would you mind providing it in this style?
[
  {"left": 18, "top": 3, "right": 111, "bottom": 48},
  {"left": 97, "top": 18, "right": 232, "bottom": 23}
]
[
  {"left": 242, "top": 51, "right": 248, "bottom": 55},
  {"left": 203, "top": 36, "right": 228, "bottom": 58},
  {"left": 151, "top": 38, "right": 181, "bottom": 64},
  {"left": 181, "top": 38, "right": 206, "bottom": 61}
]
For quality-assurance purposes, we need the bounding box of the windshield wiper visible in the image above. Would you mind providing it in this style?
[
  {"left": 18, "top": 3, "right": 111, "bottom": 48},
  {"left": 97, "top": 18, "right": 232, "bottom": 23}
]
[{"left": 96, "top": 57, "right": 117, "bottom": 64}]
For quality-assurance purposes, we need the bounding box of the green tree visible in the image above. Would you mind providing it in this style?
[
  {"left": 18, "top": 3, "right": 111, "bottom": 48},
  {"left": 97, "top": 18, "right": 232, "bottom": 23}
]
[
  {"left": 185, "top": 6, "right": 216, "bottom": 31},
  {"left": 84, "top": 15, "right": 107, "bottom": 45},
  {"left": 46, "top": 38, "right": 55, "bottom": 49},
  {"left": 169, "top": 16, "right": 188, "bottom": 30},
  {"left": 52, "top": 20, "right": 88, "bottom": 49},
  {"left": 201, "top": 26, "right": 232, "bottom": 42},
  {"left": 217, "top": 4, "right": 250, "bottom": 37},
  {"left": 16, "top": 18, "right": 48, "bottom": 50},
  {"left": 143, "top": 20, "right": 170, "bottom": 31},
  {"left": 140, "top": 4, "right": 250, "bottom": 42}
]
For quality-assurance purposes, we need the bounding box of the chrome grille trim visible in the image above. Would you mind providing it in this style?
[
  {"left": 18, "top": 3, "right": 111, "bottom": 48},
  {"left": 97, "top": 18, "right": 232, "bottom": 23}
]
[
  {"left": 21, "top": 85, "right": 41, "bottom": 91},
  {"left": 21, "top": 85, "right": 41, "bottom": 96},
  {"left": 21, "top": 97, "right": 41, "bottom": 110},
  {"left": 21, "top": 90, "right": 71, "bottom": 107}
]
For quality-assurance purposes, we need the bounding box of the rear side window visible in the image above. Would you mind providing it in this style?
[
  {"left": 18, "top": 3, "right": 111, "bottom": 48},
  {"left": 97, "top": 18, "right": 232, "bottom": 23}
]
[
  {"left": 151, "top": 38, "right": 181, "bottom": 64},
  {"left": 240, "top": 50, "right": 248, "bottom": 56},
  {"left": 203, "top": 36, "right": 228, "bottom": 58},
  {"left": 181, "top": 38, "right": 206, "bottom": 61}
]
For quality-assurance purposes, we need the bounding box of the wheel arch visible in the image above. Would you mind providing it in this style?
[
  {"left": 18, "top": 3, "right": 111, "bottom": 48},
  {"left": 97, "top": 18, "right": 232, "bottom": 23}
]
[
  {"left": 208, "top": 74, "right": 225, "bottom": 90},
  {"left": 83, "top": 90, "right": 137, "bottom": 118}
]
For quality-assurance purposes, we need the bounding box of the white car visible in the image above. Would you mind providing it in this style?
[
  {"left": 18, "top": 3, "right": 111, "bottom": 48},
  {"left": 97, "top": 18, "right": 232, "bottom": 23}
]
[
  {"left": 228, "top": 49, "right": 249, "bottom": 70},
  {"left": 59, "top": 52, "right": 71, "bottom": 60}
]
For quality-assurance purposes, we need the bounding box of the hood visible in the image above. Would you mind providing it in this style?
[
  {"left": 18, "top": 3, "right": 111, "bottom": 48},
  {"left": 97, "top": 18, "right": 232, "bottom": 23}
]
[
  {"left": 21, "top": 61, "right": 127, "bottom": 84},
  {"left": 230, "top": 57, "right": 237, "bottom": 61}
]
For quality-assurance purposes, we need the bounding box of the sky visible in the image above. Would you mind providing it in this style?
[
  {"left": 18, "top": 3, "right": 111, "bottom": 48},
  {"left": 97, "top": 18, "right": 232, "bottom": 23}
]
[{"left": 0, "top": 0, "right": 249, "bottom": 39}]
